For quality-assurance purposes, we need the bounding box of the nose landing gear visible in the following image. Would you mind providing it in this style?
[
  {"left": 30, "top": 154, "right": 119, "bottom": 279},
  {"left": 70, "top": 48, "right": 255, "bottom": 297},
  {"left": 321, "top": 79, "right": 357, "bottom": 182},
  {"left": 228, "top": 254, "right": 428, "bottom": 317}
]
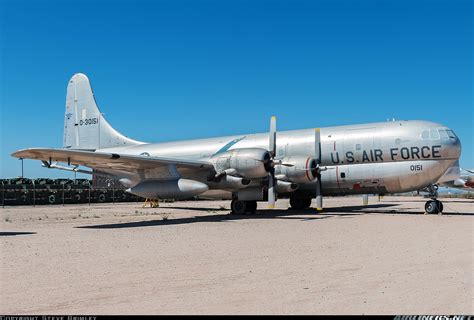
[
  {"left": 425, "top": 199, "right": 444, "bottom": 214},
  {"left": 423, "top": 184, "right": 444, "bottom": 214}
]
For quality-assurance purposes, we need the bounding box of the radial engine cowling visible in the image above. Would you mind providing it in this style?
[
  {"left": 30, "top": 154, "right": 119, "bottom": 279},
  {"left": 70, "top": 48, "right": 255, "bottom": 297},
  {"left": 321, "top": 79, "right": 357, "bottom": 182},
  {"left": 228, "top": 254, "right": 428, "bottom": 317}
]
[
  {"left": 126, "top": 179, "right": 209, "bottom": 200},
  {"left": 275, "top": 156, "right": 318, "bottom": 183},
  {"left": 212, "top": 148, "right": 271, "bottom": 179}
]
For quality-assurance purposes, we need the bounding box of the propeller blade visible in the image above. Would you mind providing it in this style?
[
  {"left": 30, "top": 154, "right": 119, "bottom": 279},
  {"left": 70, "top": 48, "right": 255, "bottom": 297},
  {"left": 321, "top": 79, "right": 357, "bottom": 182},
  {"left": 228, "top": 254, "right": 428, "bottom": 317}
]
[
  {"left": 267, "top": 115, "right": 278, "bottom": 208},
  {"left": 268, "top": 171, "right": 276, "bottom": 208},
  {"left": 315, "top": 178, "right": 323, "bottom": 210},
  {"left": 315, "top": 128, "right": 321, "bottom": 164},
  {"left": 314, "top": 128, "right": 323, "bottom": 211},
  {"left": 269, "top": 116, "right": 277, "bottom": 157}
]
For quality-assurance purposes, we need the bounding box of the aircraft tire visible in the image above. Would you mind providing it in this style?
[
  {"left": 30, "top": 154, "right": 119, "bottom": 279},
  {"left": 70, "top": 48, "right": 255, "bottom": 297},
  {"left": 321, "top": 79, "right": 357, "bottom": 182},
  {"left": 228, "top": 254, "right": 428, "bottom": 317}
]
[
  {"left": 302, "top": 198, "right": 312, "bottom": 208},
  {"left": 436, "top": 200, "right": 443, "bottom": 213},
  {"left": 98, "top": 193, "right": 106, "bottom": 203},
  {"left": 246, "top": 201, "right": 257, "bottom": 213},
  {"left": 48, "top": 194, "right": 56, "bottom": 204},
  {"left": 425, "top": 200, "right": 439, "bottom": 214},
  {"left": 231, "top": 200, "right": 247, "bottom": 215},
  {"left": 289, "top": 197, "right": 305, "bottom": 210}
]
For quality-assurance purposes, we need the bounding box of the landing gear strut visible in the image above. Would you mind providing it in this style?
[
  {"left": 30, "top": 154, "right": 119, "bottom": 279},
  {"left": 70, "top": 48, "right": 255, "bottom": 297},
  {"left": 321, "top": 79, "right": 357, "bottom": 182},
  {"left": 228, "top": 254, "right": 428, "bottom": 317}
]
[
  {"left": 424, "top": 184, "right": 443, "bottom": 214},
  {"left": 231, "top": 200, "right": 257, "bottom": 214},
  {"left": 426, "top": 184, "right": 439, "bottom": 198}
]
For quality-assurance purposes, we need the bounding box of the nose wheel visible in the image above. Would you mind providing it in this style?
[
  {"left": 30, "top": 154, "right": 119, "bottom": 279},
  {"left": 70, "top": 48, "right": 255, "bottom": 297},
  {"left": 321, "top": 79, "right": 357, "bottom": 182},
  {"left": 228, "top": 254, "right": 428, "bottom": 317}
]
[{"left": 425, "top": 199, "right": 444, "bottom": 214}]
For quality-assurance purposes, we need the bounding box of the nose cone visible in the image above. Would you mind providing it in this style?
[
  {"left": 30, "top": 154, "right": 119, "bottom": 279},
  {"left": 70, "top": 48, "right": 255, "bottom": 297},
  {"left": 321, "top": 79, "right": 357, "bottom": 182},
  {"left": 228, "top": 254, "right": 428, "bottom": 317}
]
[{"left": 177, "top": 179, "right": 209, "bottom": 194}]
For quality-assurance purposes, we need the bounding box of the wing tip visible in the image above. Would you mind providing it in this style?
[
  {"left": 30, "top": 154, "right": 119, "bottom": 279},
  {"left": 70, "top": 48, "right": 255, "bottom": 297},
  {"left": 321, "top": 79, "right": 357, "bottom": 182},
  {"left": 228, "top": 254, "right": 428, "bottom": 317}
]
[
  {"left": 11, "top": 149, "right": 28, "bottom": 158},
  {"left": 10, "top": 148, "right": 56, "bottom": 159}
]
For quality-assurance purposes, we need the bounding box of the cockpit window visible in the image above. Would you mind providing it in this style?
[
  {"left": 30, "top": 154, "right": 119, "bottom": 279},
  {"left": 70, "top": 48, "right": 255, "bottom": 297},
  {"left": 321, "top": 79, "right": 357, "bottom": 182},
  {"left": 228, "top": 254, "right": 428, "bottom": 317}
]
[
  {"left": 421, "top": 131, "right": 429, "bottom": 139},
  {"left": 429, "top": 128, "right": 440, "bottom": 139},
  {"left": 438, "top": 128, "right": 458, "bottom": 143},
  {"left": 446, "top": 129, "right": 457, "bottom": 139},
  {"left": 439, "top": 129, "right": 449, "bottom": 141}
]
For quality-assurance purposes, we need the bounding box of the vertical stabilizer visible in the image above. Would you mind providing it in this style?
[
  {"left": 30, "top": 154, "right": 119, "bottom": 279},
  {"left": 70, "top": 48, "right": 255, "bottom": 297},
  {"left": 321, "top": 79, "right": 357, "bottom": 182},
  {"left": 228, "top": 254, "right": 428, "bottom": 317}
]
[{"left": 63, "top": 73, "right": 142, "bottom": 150}]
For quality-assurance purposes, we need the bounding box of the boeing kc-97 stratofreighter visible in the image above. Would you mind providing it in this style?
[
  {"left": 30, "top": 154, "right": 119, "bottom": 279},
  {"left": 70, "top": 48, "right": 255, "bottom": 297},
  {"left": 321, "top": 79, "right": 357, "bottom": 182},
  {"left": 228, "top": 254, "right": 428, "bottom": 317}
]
[{"left": 12, "top": 73, "right": 462, "bottom": 214}]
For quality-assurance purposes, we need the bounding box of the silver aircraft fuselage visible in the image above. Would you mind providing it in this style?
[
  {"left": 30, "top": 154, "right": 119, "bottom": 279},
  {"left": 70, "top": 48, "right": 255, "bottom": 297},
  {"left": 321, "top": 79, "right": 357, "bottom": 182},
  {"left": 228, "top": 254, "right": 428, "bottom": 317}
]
[
  {"left": 103, "top": 120, "right": 461, "bottom": 198},
  {"left": 11, "top": 74, "right": 463, "bottom": 213}
]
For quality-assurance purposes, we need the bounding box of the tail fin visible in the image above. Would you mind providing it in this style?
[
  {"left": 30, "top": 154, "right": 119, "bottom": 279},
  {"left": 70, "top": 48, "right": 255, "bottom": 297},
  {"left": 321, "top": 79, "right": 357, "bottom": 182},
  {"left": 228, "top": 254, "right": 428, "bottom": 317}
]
[{"left": 63, "top": 73, "right": 143, "bottom": 150}]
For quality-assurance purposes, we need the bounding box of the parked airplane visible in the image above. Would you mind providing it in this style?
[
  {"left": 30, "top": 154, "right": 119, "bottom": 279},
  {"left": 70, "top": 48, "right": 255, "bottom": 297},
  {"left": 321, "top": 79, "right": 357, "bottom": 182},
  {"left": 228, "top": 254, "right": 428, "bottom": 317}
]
[
  {"left": 12, "top": 73, "right": 462, "bottom": 214},
  {"left": 437, "top": 167, "right": 474, "bottom": 191}
]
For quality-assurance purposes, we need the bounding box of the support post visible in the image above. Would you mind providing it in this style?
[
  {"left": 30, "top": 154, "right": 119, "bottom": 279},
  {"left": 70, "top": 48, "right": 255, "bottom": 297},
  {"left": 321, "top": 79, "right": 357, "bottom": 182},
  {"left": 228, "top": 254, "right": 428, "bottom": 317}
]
[
  {"left": 33, "top": 180, "right": 36, "bottom": 207},
  {"left": 363, "top": 194, "right": 369, "bottom": 205},
  {"left": 20, "top": 158, "right": 24, "bottom": 178},
  {"left": 1, "top": 181, "right": 4, "bottom": 208}
]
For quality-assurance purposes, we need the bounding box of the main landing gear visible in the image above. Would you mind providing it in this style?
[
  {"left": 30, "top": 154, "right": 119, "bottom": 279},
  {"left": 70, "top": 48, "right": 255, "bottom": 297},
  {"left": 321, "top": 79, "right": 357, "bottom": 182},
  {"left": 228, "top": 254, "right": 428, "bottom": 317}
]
[
  {"left": 424, "top": 184, "right": 443, "bottom": 214},
  {"left": 231, "top": 200, "right": 257, "bottom": 214},
  {"left": 289, "top": 197, "right": 312, "bottom": 210}
]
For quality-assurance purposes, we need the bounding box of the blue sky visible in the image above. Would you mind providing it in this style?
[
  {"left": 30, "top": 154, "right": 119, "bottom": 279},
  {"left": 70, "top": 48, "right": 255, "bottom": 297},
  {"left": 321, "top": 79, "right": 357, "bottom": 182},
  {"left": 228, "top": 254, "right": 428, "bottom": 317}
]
[{"left": 0, "top": 0, "right": 472, "bottom": 178}]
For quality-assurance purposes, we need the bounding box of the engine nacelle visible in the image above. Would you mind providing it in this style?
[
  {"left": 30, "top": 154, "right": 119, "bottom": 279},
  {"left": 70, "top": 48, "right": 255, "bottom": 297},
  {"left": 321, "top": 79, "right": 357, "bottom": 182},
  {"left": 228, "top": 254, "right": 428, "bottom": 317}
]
[
  {"left": 275, "top": 156, "right": 318, "bottom": 183},
  {"left": 276, "top": 180, "right": 299, "bottom": 193},
  {"left": 210, "top": 175, "right": 251, "bottom": 190},
  {"left": 211, "top": 148, "right": 271, "bottom": 179},
  {"left": 126, "top": 179, "right": 209, "bottom": 200}
]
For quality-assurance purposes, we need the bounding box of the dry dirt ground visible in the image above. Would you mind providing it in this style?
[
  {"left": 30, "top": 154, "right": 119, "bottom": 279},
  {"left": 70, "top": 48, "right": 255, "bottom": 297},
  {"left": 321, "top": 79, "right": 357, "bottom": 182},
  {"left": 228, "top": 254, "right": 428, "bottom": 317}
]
[{"left": 0, "top": 196, "right": 473, "bottom": 314}]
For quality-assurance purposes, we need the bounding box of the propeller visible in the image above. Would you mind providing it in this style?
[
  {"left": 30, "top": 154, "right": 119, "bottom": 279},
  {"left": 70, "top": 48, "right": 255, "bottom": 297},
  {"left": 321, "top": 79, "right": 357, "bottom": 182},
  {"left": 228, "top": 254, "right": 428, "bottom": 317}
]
[
  {"left": 314, "top": 128, "right": 323, "bottom": 211},
  {"left": 268, "top": 116, "right": 277, "bottom": 208}
]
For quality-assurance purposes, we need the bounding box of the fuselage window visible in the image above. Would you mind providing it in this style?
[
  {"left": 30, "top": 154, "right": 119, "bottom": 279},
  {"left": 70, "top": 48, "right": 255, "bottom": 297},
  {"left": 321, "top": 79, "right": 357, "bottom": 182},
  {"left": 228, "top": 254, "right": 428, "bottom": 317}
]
[{"left": 341, "top": 172, "right": 346, "bottom": 178}]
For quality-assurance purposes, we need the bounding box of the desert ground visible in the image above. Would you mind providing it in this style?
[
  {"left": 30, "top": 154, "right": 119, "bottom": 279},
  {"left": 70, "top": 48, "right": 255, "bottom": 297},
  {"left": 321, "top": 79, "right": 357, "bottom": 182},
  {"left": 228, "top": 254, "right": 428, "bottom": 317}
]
[{"left": 0, "top": 195, "right": 473, "bottom": 314}]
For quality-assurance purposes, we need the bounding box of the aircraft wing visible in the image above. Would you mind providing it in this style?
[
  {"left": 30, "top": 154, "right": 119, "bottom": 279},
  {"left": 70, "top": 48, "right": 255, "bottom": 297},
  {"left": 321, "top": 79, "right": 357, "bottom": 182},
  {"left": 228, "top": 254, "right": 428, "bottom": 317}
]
[{"left": 12, "top": 148, "right": 215, "bottom": 179}]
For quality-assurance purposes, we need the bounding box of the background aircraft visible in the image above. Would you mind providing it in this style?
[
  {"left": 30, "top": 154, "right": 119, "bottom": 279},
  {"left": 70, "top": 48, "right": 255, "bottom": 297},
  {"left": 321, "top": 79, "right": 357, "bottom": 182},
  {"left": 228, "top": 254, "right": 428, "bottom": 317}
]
[
  {"left": 437, "top": 167, "right": 474, "bottom": 191},
  {"left": 12, "top": 74, "right": 462, "bottom": 214}
]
